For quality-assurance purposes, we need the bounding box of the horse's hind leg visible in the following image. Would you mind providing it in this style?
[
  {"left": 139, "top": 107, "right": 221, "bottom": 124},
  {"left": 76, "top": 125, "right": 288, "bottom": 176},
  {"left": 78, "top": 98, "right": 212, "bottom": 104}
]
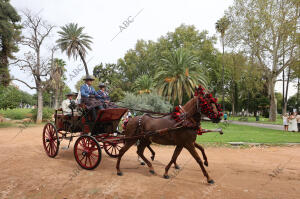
[
  {"left": 194, "top": 142, "right": 208, "bottom": 166},
  {"left": 185, "top": 142, "right": 214, "bottom": 184},
  {"left": 137, "top": 140, "right": 155, "bottom": 174},
  {"left": 116, "top": 140, "right": 136, "bottom": 176},
  {"left": 163, "top": 145, "right": 183, "bottom": 179}
]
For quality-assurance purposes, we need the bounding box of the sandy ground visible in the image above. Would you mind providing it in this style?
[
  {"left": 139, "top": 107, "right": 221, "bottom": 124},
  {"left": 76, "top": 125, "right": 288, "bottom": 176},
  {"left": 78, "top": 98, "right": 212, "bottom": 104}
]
[{"left": 0, "top": 125, "right": 300, "bottom": 199}]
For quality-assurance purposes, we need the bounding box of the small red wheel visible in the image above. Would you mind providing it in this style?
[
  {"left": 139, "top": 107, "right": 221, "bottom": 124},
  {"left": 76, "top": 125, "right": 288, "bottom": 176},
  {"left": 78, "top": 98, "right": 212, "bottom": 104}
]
[
  {"left": 74, "top": 135, "right": 102, "bottom": 170},
  {"left": 43, "top": 123, "right": 60, "bottom": 158},
  {"left": 103, "top": 136, "right": 124, "bottom": 158}
]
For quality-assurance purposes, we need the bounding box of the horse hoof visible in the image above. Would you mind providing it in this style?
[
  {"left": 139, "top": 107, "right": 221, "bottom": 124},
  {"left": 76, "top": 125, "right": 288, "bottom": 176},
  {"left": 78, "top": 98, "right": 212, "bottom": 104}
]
[
  {"left": 208, "top": 180, "right": 215, "bottom": 184},
  {"left": 140, "top": 162, "right": 145, "bottom": 165},
  {"left": 204, "top": 161, "right": 208, "bottom": 167},
  {"left": 151, "top": 156, "right": 155, "bottom": 161},
  {"left": 163, "top": 174, "right": 169, "bottom": 179},
  {"left": 174, "top": 165, "right": 180, "bottom": 170},
  {"left": 117, "top": 172, "right": 123, "bottom": 176},
  {"left": 149, "top": 170, "right": 155, "bottom": 174}
]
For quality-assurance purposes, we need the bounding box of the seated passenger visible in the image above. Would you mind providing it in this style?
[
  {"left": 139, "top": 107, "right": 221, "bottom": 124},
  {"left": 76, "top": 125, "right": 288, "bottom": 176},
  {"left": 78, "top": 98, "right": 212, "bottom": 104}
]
[
  {"left": 97, "top": 83, "right": 117, "bottom": 108},
  {"left": 61, "top": 93, "right": 75, "bottom": 116},
  {"left": 80, "top": 75, "right": 104, "bottom": 121}
]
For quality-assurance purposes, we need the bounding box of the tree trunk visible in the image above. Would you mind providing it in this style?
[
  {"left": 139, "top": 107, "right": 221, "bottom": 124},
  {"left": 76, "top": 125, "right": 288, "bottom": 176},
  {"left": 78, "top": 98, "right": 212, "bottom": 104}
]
[
  {"left": 282, "top": 68, "right": 285, "bottom": 114},
  {"left": 79, "top": 51, "right": 89, "bottom": 76},
  {"left": 0, "top": 44, "right": 10, "bottom": 86},
  {"left": 231, "top": 96, "right": 235, "bottom": 115},
  {"left": 221, "top": 36, "right": 225, "bottom": 113},
  {"left": 54, "top": 89, "right": 59, "bottom": 109},
  {"left": 36, "top": 87, "right": 43, "bottom": 123},
  {"left": 283, "top": 66, "right": 291, "bottom": 113},
  {"left": 297, "top": 77, "right": 299, "bottom": 110},
  {"left": 268, "top": 75, "right": 277, "bottom": 121}
]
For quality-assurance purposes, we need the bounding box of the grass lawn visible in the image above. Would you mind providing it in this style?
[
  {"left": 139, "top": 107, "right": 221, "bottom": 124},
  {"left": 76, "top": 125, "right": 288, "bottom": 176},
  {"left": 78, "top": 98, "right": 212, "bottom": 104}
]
[
  {"left": 0, "top": 108, "right": 32, "bottom": 120},
  {"left": 227, "top": 115, "right": 282, "bottom": 125},
  {"left": 197, "top": 122, "right": 300, "bottom": 144}
]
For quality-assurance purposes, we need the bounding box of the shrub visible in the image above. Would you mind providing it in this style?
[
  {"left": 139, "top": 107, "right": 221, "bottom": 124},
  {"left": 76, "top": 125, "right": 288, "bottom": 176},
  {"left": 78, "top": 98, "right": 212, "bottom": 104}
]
[
  {"left": 0, "top": 109, "right": 32, "bottom": 120},
  {"left": 118, "top": 93, "right": 172, "bottom": 115},
  {"left": 31, "top": 107, "right": 54, "bottom": 121}
]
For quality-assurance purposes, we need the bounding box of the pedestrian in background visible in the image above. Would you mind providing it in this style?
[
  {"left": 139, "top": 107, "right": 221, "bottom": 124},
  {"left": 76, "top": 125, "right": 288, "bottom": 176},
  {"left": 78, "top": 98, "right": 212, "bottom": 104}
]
[
  {"left": 296, "top": 112, "right": 300, "bottom": 132},
  {"left": 282, "top": 113, "right": 289, "bottom": 131}
]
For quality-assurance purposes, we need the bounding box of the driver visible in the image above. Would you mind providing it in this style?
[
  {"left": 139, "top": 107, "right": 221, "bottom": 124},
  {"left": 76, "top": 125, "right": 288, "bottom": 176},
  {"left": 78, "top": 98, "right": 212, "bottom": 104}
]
[{"left": 80, "top": 75, "right": 104, "bottom": 121}]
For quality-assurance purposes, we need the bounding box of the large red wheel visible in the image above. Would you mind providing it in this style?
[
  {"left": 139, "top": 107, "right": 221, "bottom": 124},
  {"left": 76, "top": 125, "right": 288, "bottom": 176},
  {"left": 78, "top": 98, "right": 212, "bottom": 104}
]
[
  {"left": 103, "top": 136, "right": 124, "bottom": 158},
  {"left": 43, "top": 123, "right": 60, "bottom": 158},
  {"left": 74, "top": 135, "right": 102, "bottom": 170}
]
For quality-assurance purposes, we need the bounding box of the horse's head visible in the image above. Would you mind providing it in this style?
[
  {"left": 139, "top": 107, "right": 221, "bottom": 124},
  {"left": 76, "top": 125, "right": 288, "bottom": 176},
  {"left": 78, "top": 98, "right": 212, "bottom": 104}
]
[{"left": 194, "top": 85, "right": 223, "bottom": 123}]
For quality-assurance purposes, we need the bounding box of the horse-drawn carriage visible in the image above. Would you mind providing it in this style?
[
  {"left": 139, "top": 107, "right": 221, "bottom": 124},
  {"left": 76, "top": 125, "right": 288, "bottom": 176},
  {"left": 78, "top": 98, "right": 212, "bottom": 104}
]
[
  {"left": 42, "top": 106, "right": 128, "bottom": 170},
  {"left": 42, "top": 85, "right": 225, "bottom": 184}
]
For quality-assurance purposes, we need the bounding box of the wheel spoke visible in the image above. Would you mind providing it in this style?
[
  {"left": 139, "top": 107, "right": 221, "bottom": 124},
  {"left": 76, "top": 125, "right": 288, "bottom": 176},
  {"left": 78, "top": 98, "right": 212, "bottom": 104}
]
[
  {"left": 106, "top": 145, "right": 112, "bottom": 151},
  {"left": 49, "top": 142, "right": 52, "bottom": 155},
  {"left": 79, "top": 154, "right": 85, "bottom": 162},
  {"left": 91, "top": 152, "right": 99, "bottom": 158},
  {"left": 84, "top": 156, "right": 88, "bottom": 166},
  {"left": 88, "top": 157, "right": 92, "bottom": 167}
]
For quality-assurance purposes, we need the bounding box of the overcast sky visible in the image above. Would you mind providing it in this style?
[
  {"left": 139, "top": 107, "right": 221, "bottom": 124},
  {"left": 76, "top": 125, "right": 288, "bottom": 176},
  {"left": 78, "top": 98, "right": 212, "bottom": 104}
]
[{"left": 9, "top": 0, "right": 297, "bottom": 98}]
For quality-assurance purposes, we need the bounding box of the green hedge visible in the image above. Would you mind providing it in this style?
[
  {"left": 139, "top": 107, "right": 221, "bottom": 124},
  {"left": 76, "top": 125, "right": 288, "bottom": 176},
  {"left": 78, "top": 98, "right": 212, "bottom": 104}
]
[
  {"left": 31, "top": 107, "right": 54, "bottom": 121},
  {"left": 0, "top": 108, "right": 32, "bottom": 120}
]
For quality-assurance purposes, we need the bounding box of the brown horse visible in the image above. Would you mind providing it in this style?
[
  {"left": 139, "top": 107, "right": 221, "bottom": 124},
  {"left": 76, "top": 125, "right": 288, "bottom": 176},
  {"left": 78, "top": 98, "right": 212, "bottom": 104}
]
[{"left": 116, "top": 87, "right": 222, "bottom": 184}]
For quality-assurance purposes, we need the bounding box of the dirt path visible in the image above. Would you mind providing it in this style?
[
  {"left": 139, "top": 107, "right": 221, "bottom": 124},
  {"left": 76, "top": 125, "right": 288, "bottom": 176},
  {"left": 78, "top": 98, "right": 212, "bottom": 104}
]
[
  {"left": 229, "top": 120, "right": 283, "bottom": 131},
  {"left": 0, "top": 126, "right": 299, "bottom": 199}
]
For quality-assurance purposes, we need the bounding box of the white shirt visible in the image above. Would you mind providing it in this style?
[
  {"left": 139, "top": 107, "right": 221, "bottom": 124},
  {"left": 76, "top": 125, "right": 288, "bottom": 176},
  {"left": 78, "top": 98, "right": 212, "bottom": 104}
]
[{"left": 61, "top": 99, "right": 72, "bottom": 115}]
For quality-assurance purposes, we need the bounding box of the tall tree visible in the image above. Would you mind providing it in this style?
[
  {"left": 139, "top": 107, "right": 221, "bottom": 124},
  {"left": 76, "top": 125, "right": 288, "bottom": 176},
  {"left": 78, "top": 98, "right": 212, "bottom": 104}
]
[
  {"left": 0, "top": 0, "right": 21, "bottom": 86},
  {"left": 56, "top": 23, "right": 92, "bottom": 76},
  {"left": 215, "top": 16, "right": 230, "bottom": 113},
  {"left": 154, "top": 48, "right": 207, "bottom": 104},
  {"left": 226, "top": 0, "right": 299, "bottom": 121},
  {"left": 14, "top": 10, "right": 54, "bottom": 123},
  {"left": 50, "top": 58, "right": 66, "bottom": 109}
]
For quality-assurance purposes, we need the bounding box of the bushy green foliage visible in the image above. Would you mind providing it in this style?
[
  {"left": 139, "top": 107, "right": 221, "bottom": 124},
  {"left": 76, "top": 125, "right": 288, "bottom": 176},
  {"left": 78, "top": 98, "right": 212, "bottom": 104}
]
[
  {"left": 119, "top": 93, "right": 172, "bottom": 114},
  {"left": 0, "top": 86, "right": 34, "bottom": 109},
  {"left": 0, "top": 108, "right": 32, "bottom": 120},
  {"left": 110, "top": 88, "right": 125, "bottom": 102},
  {"left": 31, "top": 107, "right": 54, "bottom": 121}
]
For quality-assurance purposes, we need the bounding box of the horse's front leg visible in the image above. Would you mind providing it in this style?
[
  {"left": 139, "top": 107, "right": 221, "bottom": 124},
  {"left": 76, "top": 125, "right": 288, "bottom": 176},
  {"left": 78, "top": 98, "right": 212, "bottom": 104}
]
[
  {"left": 172, "top": 142, "right": 208, "bottom": 169},
  {"left": 184, "top": 142, "right": 214, "bottom": 184},
  {"left": 116, "top": 140, "right": 136, "bottom": 176},
  {"left": 194, "top": 142, "right": 208, "bottom": 166},
  {"left": 163, "top": 145, "right": 183, "bottom": 179}
]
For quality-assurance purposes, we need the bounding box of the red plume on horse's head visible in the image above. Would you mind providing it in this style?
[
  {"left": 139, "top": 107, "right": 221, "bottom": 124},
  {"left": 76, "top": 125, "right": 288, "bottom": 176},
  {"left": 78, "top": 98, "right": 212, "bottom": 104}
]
[
  {"left": 194, "top": 84, "right": 223, "bottom": 123},
  {"left": 195, "top": 85, "right": 205, "bottom": 96}
]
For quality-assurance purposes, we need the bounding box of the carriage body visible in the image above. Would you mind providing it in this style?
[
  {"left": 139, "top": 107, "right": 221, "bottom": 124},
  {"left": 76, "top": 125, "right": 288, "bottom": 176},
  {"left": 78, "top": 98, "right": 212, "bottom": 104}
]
[{"left": 42, "top": 106, "right": 128, "bottom": 169}]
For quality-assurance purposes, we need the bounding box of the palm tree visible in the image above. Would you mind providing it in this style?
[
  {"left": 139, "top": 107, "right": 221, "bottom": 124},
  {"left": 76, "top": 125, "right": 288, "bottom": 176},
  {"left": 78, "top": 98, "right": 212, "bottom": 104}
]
[
  {"left": 215, "top": 16, "right": 230, "bottom": 113},
  {"left": 134, "top": 74, "right": 153, "bottom": 94},
  {"left": 56, "top": 23, "right": 92, "bottom": 76},
  {"left": 154, "top": 48, "right": 207, "bottom": 104}
]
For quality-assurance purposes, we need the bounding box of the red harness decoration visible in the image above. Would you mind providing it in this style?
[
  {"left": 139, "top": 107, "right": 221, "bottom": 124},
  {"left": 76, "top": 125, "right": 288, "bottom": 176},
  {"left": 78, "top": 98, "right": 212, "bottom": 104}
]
[
  {"left": 196, "top": 127, "right": 207, "bottom": 135},
  {"left": 171, "top": 106, "right": 182, "bottom": 122}
]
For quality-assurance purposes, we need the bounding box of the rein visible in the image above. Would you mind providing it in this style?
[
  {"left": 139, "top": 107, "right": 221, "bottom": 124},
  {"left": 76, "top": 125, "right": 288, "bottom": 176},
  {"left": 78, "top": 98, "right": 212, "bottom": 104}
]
[{"left": 118, "top": 106, "right": 170, "bottom": 116}]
